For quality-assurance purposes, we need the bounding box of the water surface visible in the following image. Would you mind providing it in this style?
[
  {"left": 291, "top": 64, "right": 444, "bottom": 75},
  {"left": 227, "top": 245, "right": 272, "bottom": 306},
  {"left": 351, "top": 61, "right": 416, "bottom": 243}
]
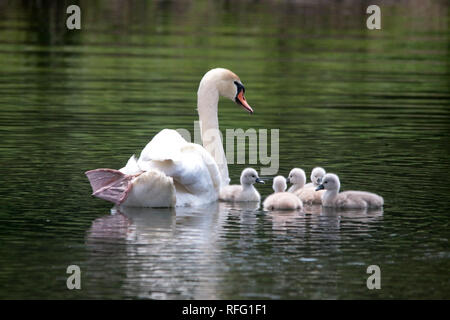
[{"left": 0, "top": 0, "right": 449, "bottom": 299}]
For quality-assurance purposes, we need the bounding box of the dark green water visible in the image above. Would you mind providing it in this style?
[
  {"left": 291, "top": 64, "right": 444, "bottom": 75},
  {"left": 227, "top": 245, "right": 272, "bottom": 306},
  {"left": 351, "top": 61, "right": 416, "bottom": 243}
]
[{"left": 0, "top": 0, "right": 449, "bottom": 299}]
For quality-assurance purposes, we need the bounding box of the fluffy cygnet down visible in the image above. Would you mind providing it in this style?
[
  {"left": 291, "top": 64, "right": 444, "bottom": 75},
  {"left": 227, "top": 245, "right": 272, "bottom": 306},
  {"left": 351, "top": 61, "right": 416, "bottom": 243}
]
[
  {"left": 219, "top": 168, "right": 264, "bottom": 202},
  {"left": 263, "top": 176, "right": 303, "bottom": 211},
  {"left": 304, "top": 167, "right": 326, "bottom": 189},
  {"left": 288, "top": 167, "right": 326, "bottom": 205},
  {"left": 316, "top": 173, "right": 384, "bottom": 209},
  {"left": 287, "top": 168, "right": 306, "bottom": 193}
]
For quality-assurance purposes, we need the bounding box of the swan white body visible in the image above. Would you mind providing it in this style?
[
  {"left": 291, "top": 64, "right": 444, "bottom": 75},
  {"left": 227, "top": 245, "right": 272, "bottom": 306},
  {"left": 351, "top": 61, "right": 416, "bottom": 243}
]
[
  {"left": 86, "top": 68, "right": 253, "bottom": 207},
  {"left": 119, "top": 130, "right": 221, "bottom": 207},
  {"left": 263, "top": 176, "right": 302, "bottom": 211},
  {"left": 219, "top": 168, "right": 264, "bottom": 202},
  {"left": 290, "top": 167, "right": 326, "bottom": 205},
  {"left": 317, "top": 173, "right": 384, "bottom": 209}
]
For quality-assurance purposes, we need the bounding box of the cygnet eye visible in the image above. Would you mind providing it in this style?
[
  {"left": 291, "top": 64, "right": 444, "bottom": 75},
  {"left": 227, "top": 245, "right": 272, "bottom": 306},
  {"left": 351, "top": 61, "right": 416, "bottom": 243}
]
[
  {"left": 252, "top": 175, "right": 255, "bottom": 178},
  {"left": 324, "top": 181, "right": 328, "bottom": 184}
]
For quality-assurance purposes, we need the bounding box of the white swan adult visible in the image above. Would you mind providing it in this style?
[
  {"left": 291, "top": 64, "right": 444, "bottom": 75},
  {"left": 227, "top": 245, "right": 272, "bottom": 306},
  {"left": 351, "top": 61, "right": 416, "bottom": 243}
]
[
  {"left": 289, "top": 167, "right": 326, "bottom": 204},
  {"left": 86, "top": 68, "right": 253, "bottom": 207},
  {"left": 316, "top": 173, "right": 384, "bottom": 209},
  {"left": 263, "top": 176, "right": 303, "bottom": 211},
  {"left": 219, "top": 168, "right": 264, "bottom": 202}
]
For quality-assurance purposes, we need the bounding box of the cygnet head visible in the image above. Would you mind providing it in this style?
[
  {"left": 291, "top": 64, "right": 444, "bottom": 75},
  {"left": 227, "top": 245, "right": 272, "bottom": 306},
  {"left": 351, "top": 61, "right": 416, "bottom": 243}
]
[
  {"left": 198, "top": 68, "right": 253, "bottom": 114},
  {"left": 316, "top": 173, "right": 340, "bottom": 192},
  {"left": 272, "top": 176, "right": 287, "bottom": 193},
  {"left": 311, "top": 167, "right": 326, "bottom": 186},
  {"left": 240, "top": 168, "right": 264, "bottom": 186},
  {"left": 287, "top": 168, "right": 306, "bottom": 188}
]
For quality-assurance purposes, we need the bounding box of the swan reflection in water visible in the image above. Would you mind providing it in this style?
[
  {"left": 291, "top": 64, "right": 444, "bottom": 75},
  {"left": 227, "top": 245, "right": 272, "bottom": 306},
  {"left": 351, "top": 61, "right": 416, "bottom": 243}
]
[
  {"left": 306, "top": 205, "right": 384, "bottom": 243},
  {"left": 85, "top": 201, "right": 382, "bottom": 299},
  {"left": 86, "top": 201, "right": 260, "bottom": 299},
  {"left": 268, "top": 204, "right": 383, "bottom": 238}
]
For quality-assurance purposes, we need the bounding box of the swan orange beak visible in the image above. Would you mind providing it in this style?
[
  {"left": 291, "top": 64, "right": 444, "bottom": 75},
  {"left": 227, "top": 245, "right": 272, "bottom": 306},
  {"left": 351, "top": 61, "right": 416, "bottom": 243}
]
[{"left": 235, "top": 91, "right": 253, "bottom": 114}]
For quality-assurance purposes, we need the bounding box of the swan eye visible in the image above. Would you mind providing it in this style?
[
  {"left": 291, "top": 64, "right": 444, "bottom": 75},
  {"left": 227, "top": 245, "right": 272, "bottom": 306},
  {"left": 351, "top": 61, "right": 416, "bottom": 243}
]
[
  {"left": 234, "top": 81, "right": 245, "bottom": 95},
  {"left": 251, "top": 175, "right": 255, "bottom": 178}
]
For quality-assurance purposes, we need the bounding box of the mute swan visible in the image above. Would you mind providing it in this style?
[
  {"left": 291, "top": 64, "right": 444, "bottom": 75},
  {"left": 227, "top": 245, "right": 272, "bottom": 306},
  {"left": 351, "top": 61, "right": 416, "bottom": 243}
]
[
  {"left": 219, "top": 168, "right": 264, "bottom": 202},
  {"left": 316, "top": 173, "right": 384, "bottom": 209},
  {"left": 290, "top": 167, "right": 326, "bottom": 205},
  {"left": 263, "top": 176, "right": 303, "bottom": 211},
  {"left": 85, "top": 68, "right": 253, "bottom": 207}
]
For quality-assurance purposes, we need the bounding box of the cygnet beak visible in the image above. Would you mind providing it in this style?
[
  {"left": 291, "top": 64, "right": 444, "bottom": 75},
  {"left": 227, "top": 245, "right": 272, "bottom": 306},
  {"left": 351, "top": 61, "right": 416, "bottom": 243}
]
[
  {"left": 315, "top": 184, "right": 325, "bottom": 191},
  {"left": 286, "top": 178, "right": 290, "bottom": 184},
  {"left": 255, "top": 178, "right": 265, "bottom": 184}
]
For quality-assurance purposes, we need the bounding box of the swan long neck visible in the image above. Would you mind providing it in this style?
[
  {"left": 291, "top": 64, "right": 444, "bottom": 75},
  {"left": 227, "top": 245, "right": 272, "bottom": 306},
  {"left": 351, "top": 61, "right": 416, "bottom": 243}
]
[{"left": 197, "top": 82, "right": 230, "bottom": 187}]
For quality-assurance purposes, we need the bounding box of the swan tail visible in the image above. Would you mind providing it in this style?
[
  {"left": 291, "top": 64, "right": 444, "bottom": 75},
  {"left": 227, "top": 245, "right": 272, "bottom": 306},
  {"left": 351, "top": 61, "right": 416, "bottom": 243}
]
[
  {"left": 85, "top": 169, "right": 135, "bottom": 205},
  {"left": 122, "top": 169, "right": 176, "bottom": 207}
]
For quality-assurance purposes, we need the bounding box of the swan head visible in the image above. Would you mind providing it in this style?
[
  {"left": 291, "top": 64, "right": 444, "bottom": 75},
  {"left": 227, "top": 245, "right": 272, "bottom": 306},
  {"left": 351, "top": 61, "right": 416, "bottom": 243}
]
[
  {"left": 311, "top": 167, "right": 326, "bottom": 186},
  {"left": 198, "top": 68, "right": 253, "bottom": 114},
  {"left": 240, "top": 168, "right": 264, "bottom": 186},
  {"left": 316, "top": 173, "right": 340, "bottom": 192},
  {"left": 272, "top": 176, "right": 287, "bottom": 193},
  {"left": 287, "top": 168, "right": 306, "bottom": 188}
]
